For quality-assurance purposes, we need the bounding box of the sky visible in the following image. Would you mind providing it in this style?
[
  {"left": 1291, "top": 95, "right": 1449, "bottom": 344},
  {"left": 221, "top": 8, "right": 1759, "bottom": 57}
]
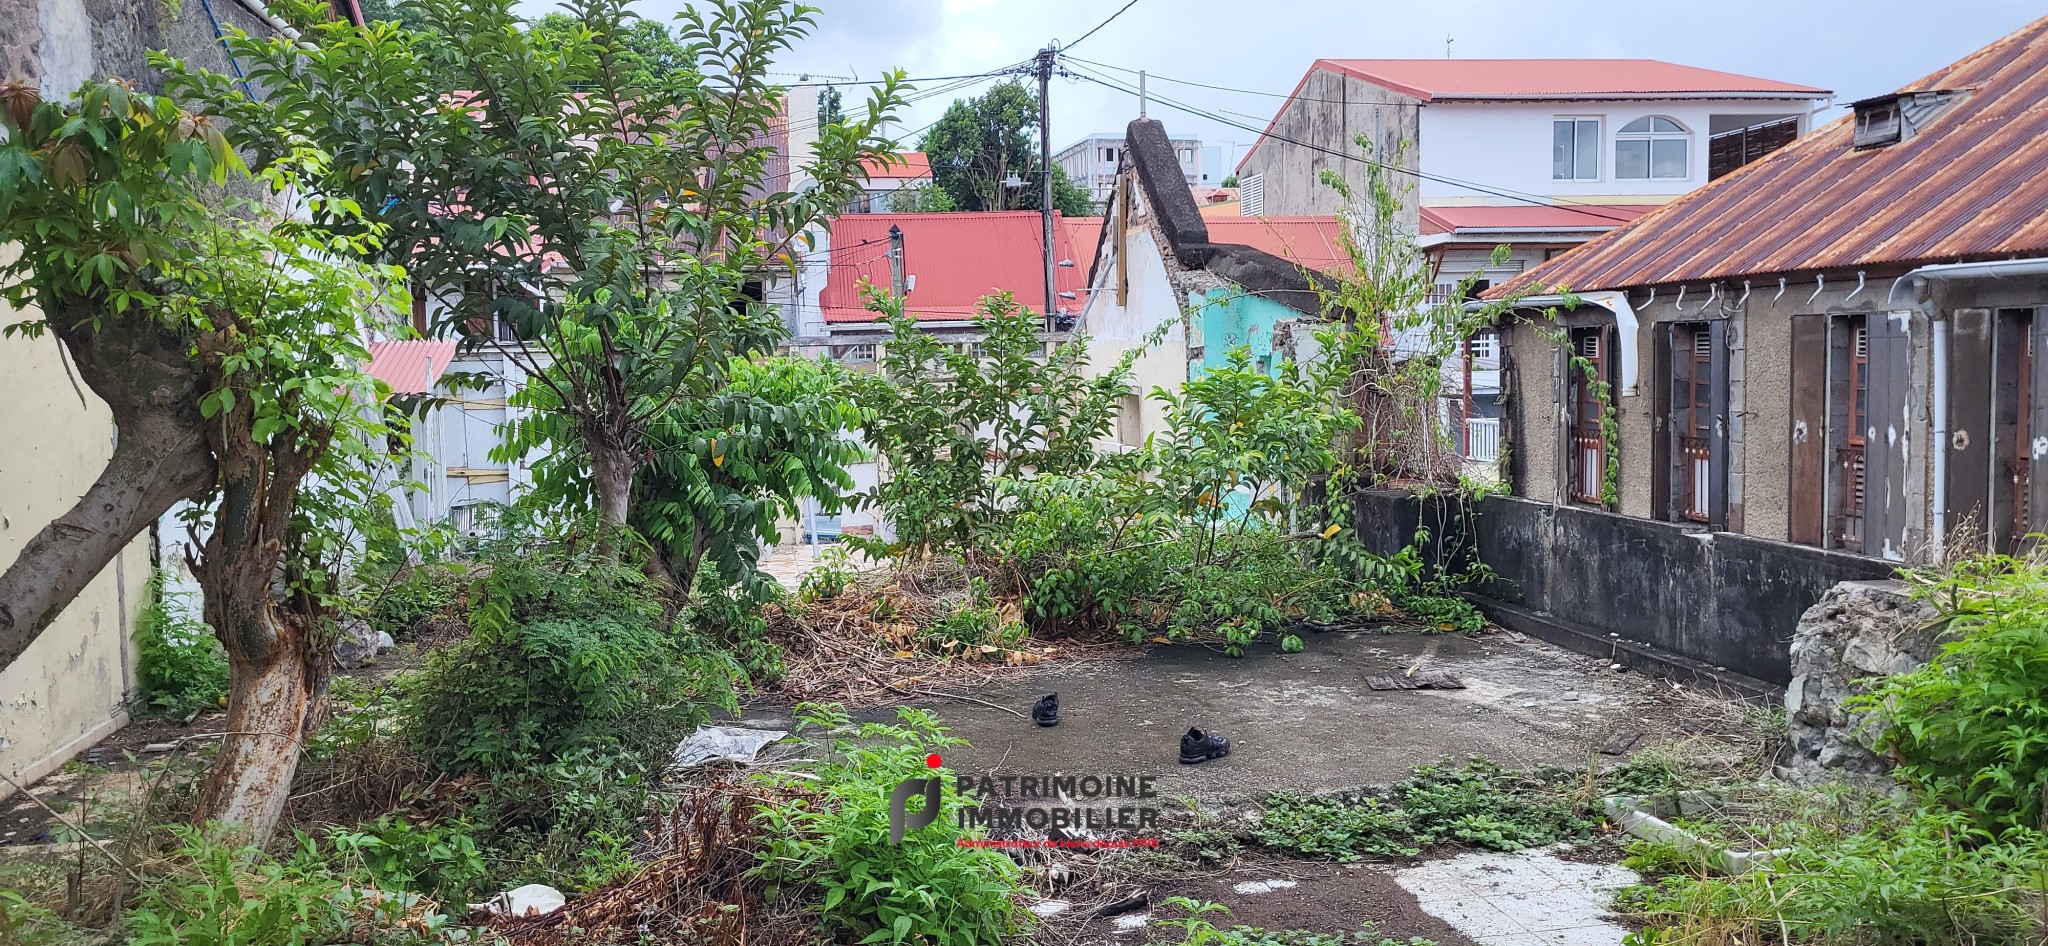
[{"left": 516, "top": 0, "right": 2044, "bottom": 173}]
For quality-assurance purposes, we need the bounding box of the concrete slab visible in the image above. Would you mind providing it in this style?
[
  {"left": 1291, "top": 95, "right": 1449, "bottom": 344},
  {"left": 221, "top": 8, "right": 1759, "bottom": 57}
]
[
  {"left": 826, "top": 629, "right": 1689, "bottom": 804},
  {"left": 1395, "top": 849, "right": 1639, "bottom": 946}
]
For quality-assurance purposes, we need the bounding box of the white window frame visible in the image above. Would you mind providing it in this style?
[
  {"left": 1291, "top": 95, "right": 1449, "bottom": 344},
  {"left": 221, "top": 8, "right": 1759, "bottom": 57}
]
[
  {"left": 1552, "top": 117, "right": 1601, "bottom": 182},
  {"left": 1615, "top": 116, "right": 1691, "bottom": 181}
]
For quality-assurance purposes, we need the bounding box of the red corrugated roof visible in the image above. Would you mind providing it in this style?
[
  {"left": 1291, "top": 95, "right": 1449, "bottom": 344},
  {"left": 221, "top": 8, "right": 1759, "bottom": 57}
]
[
  {"left": 367, "top": 340, "right": 459, "bottom": 394},
  {"left": 1064, "top": 216, "right": 1104, "bottom": 266},
  {"left": 1205, "top": 217, "right": 1352, "bottom": 274},
  {"left": 819, "top": 212, "right": 1090, "bottom": 323},
  {"left": 1419, "top": 204, "right": 1661, "bottom": 235},
  {"left": 862, "top": 151, "right": 932, "bottom": 180},
  {"left": 1494, "top": 15, "right": 2048, "bottom": 296},
  {"left": 1318, "top": 59, "right": 1827, "bottom": 102}
]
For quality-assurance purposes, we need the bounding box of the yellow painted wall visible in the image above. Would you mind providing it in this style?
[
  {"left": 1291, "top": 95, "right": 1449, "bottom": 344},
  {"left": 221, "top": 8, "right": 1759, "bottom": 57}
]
[{"left": 0, "top": 247, "right": 147, "bottom": 795}]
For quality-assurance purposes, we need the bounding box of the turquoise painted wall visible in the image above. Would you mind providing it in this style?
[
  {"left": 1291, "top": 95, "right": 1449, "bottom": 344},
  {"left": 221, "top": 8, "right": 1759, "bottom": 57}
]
[{"left": 1188, "top": 287, "right": 1294, "bottom": 379}]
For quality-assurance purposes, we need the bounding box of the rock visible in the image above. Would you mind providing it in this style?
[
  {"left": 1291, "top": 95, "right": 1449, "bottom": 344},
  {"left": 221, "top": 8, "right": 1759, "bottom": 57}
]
[
  {"left": 140, "top": 743, "right": 177, "bottom": 753},
  {"left": 473, "top": 883, "right": 565, "bottom": 918},
  {"left": 1781, "top": 580, "right": 1945, "bottom": 785},
  {"left": 1028, "top": 900, "right": 1073, "bottom": 917},
  {"left": 333, "top": 619, "right": 382, "bottom": 670},
  {"left": 375, "top": 630, "right": 396, "bottom": 653}
]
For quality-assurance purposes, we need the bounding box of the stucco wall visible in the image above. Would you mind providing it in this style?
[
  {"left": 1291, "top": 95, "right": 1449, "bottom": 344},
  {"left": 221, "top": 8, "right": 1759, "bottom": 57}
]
[
  {"left": 1077, "top": 218, "right": 1187, "bottom": 443},
  {"left": 1501, "top": 273, "right": 1993, "bottom": 563},
  {"left": 1236, "top": 70, "right": 1422, "bottom": 219},
  {"left": 0, "top": 257, "right": 148, "bottom": 793}
]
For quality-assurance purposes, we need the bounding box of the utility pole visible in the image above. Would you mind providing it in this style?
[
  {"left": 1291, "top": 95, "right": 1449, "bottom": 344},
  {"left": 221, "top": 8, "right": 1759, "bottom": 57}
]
[
  {"left": 1139, "top": 70, "right": 1147, "bottom": 118},
  {"left": 1036, "top": 45, "right": 1057, "bottom": 332},
  {"left": 888, "top": 223, "right": 906, "bottom": 298}
]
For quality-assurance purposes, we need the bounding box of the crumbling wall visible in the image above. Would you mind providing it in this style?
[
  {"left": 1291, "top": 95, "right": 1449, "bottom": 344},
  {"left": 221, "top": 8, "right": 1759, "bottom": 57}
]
[{"left": 1782, "top": 580, "right": 1946, "bottom": 783}]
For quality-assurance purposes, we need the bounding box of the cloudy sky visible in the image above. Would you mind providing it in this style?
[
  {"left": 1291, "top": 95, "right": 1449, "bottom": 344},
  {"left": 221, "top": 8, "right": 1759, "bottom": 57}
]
[{"left": 518, "top": 0, "right": 2042, "bottom": 170}]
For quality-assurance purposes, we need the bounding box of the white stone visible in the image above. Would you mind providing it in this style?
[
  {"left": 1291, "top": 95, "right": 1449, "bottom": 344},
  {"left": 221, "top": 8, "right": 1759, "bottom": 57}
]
[
  {"left": 1231, "top": 878, "right": 1299, "bottom": 895},
  {"left": 1028, "top": 900, "right": 1072, "bottom": 917},
  {"left": 1112, "top": 912, "right": 1150, "bottom": 931}
]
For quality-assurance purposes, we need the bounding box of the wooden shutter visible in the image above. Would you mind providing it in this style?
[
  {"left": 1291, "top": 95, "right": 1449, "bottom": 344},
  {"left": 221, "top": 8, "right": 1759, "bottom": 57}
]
[
  {"left": 1652, "top": 323, "right": 1675, "bottom": 520},
  {"left": 1788, "top": 314, "right": 1828, "bottom": 546},
  {"left": 1947, "top": 309, "right": 1994, "bottom": 547},
  {"left": 1706, "top": 319, "right": 1731, "bottom": 531},
  {"left": 2031, "top": 314, "right": 2048, "bottom": 537},
  {"left": 1864, "top": 313, "right": 1912, "bottom": 560}
]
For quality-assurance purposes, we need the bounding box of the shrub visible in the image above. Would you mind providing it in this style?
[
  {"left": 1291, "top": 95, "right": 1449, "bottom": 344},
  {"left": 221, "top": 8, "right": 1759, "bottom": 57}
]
[
  {"left": 362, "top": 564, "right": 463, "bottom": 640},
  {"left": 125, "top": 825, "right": 456, "bottom": 945},
  {"left": 755, "top": 705, "right": 1024, "bottom": 946},
  {"left": 1856, "top": 551, "right": 2048, "bottom": 834},
  {"left": 399, "top": 540, "right": 739, "bottom": 776},
  {"left": 328, "top": 816, "right": 490, "bottom": 906},
  {"left": 1624, "top": 800, "right": 2048, "bottom": 945},
  {"left": 133, "top": 572, "right": 228, "bottom": 718}
]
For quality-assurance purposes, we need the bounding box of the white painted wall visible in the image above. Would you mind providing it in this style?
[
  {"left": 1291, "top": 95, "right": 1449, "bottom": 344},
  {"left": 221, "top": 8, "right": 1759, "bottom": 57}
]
[
  {"left": 1416, "top": 99, "right": 1821, "bottom": 204},
  {"left": 1076, "top": 225, "right": 1187, "bottom": 445}
]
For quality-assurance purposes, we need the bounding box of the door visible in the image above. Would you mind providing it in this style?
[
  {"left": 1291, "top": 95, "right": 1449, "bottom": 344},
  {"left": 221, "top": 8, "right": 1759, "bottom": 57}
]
[
  {"left": 1566, "top": 326, "right": 1614, "bottom": 506},
  {"left": 1664, "top": 322, "right": 1728, "bottom": 528}
]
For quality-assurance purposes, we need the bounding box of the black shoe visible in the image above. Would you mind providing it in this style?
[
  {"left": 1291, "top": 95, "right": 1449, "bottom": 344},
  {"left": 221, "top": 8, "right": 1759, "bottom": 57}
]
[
  {"left": 1031, "top": 693, "right": 1060, "bottom": 727},
  {"left": 1179, "top": 728, "right": 1230, "bottom": 764}
]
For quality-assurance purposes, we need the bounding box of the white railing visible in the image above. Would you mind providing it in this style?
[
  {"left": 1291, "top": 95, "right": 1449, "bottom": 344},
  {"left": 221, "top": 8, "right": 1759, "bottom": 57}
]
[{"left": 1464, "top": 418, "right": 1501, "bottom": 463}]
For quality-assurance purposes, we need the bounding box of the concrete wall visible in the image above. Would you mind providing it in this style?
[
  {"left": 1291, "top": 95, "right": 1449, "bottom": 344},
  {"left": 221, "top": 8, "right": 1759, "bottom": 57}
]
[
  {"left": 1352, "top": 490, "right": 1895, "bottom": 689},
  {"left": 1188, "top": 286, "right": 1294, "bottom": 378},
  {"left": 1236, "top": 70, "right": 1422, "bottom": 219}
]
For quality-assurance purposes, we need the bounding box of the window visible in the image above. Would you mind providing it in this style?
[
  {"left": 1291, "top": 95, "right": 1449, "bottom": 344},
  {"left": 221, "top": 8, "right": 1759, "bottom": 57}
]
[
  {"left": 1853, "top": 98, "right": 1902, "bottom": 148},
  {"left": 840, "top": 342, "right": 876, "bottom": 363},
  {"left": 1567, "top": 326, "right": 1612, "bottom": 505},
  {"left": 1616, "top": 117, "right": 1689, "bottom": 180},
  {"left": 1552, "top": 118, "right": 1600, "bottom": 181},
  {"left": 1103, "top": 147, "right": 1114, "bottom": 162},
  {"left": 1467, "top": 330, "right": 1500, "bottom": 363}
]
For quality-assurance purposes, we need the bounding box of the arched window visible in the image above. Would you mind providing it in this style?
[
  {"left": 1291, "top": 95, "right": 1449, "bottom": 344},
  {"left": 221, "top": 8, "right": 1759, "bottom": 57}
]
[{"left": 1616, "top": 117, "right": 1689, "bottom": 180}]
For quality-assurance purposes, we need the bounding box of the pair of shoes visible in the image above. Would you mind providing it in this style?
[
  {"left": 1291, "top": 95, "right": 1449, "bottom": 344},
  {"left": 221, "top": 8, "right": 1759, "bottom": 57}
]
[
  {"left": 1179, "top": 728, "right": 1230, "bottom": 764},
  {"left": 1031, "top": 693, "right": 1059, "bottom": 727}
]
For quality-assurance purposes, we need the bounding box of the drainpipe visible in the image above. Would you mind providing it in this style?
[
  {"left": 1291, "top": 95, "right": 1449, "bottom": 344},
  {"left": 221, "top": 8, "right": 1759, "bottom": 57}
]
[{"left": 1888, "top": 257, "right": 2048, "bottom": 553}]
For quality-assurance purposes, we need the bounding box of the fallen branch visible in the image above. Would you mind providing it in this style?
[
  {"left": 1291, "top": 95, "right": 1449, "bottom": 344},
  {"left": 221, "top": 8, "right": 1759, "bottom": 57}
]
[
  {"left": 0, "top": 770, "right": 143, "bottom": 885},
  {"left": 883, "top": 683, "right": 1030, "bottom": 720}
]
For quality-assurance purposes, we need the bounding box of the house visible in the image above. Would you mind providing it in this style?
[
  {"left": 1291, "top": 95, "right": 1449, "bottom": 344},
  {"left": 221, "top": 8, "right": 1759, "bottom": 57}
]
[
  {"left": 1074, "top": 118, "right": 1348, "bottom": 447},
  {"left": 1487, "top": 16, "right": 2048, "bottom": 566},
  {"left": 847, "top": 152, "right": 934, "bottom": 213},
  {"left": 1235, "top": 58, "right": 1831, "bottom": 297},
  {"left": 813, "top": 211, "right": 1094, "bottom": 359},
  {"left": 1056, "top": 131, "right": 1208, "bottom": 207}
]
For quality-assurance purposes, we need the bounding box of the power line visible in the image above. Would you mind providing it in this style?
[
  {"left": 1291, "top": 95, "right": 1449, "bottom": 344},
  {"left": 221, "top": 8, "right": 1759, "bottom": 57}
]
[
  {"left": 1063, "top": 54, "right": 1424, "bottom": 108},
  {"left": 1060, "top": 64, "right": 1643, "bottom": 226},
  {"left": 1064, "top": 0, "right": 1142, "bottom": 51}
]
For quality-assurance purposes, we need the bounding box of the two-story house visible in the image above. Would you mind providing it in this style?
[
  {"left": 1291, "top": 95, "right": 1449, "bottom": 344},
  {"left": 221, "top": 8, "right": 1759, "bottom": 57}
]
[{"left": 1234, "top": 59, "right": 1831, "bottom": 471}]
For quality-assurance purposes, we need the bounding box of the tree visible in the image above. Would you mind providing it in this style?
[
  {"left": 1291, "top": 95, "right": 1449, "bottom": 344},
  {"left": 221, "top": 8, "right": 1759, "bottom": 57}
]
[
  {"left": 887, "top": 180, "right": 957, "bottom": 213},
  {"left": 1220, "top": 174, "right": 1237, "bottom": 188},
  {"left": 175, "top": 0, "right": 905, "bottom": 579},
  {"left": 920, "top": 80, "right": 1092, "bottom": 216},
  {"left": 0, "top": 81, "right": 401, "bottom": 841}
]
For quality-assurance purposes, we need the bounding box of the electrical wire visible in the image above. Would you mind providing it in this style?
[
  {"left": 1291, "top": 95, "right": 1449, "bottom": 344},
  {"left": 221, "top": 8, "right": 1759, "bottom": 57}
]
[
  {"left": 1064, "top": 0, "right": 1142, "bottom": 52},
  {"left": 1064, "top": 54, "right": 1423, "bottom": 108},
  {"left": 1060, "top": 63, "right": 1643, "bottom": 226}
]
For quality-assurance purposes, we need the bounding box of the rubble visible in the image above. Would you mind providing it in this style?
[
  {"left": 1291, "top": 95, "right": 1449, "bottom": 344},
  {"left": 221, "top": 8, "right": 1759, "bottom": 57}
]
[{"left": 1782, "top": 580, "right": 1946, "bottom": 783}]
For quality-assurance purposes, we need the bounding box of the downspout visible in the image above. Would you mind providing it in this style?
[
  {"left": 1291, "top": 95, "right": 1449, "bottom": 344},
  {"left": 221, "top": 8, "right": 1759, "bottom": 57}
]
[
  {"left": 1892, "top": 258, "right": 2048, "bottom": 553},
  {"left": 231, "top": 0, "right": 320, "bottom": 48}
]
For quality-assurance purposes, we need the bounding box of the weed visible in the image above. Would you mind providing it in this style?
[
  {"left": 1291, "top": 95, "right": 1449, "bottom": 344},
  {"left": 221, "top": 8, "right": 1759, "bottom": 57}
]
[
  {"left": 754, "top": 704, "right": 1024, "bottom": 946},
  {"left": 1248, "top": 759, "right": 1598, "bottom": 860},
  {"left": 133, "top": 571, "right": 228, "bottom": 718},
  {"left": 1154, "top": 898, "right": 1436, "bottom": 946}
]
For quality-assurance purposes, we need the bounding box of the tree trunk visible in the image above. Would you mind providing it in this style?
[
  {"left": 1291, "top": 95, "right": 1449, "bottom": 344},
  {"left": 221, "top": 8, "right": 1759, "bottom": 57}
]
[
  {"left": 187, "top": 395, "right": 328, "bottom": 844},
  {"left": 0, "top": 301, "right": 214, "bottom": 670},
  {"left": 590, "top": 443, "right": 636, "bottom": 529}
]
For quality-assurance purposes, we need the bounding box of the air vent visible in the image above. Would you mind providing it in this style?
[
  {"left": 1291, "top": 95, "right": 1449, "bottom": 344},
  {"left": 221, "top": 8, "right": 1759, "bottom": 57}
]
[
  {"left": 1578, "top": 333, "right": 1600, "bottom": 359},
  {"left": 1854, "top": 326, "right": 1868, "bottom": 358},
  {"left": 1239, "top": 173, "right": 1264, "bottom": 216},
  {"left": 1692, "top": 327, "right": 1712, "bottom": 359},
  {"left": 1851, "top": 90, "right": 1967, "bottom": 149},
  {"left": 1853, "top": 98, "right": 1902, "bottom": 148}
]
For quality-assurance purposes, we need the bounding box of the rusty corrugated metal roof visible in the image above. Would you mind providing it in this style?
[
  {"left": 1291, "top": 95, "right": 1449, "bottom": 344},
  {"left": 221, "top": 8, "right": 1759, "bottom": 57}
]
[{"left": 1494, "top": 16, "right": 2048, "bottom": 297}]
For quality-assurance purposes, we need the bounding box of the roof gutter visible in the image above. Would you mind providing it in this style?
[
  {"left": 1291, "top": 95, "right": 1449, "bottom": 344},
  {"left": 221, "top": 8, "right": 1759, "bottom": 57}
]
[
  {"left": 1887, "top": 256, "right": 2048, "bottom": 306},
  {"left": 1473, "top": 290, "right": 1640, "bottom": 395}
]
